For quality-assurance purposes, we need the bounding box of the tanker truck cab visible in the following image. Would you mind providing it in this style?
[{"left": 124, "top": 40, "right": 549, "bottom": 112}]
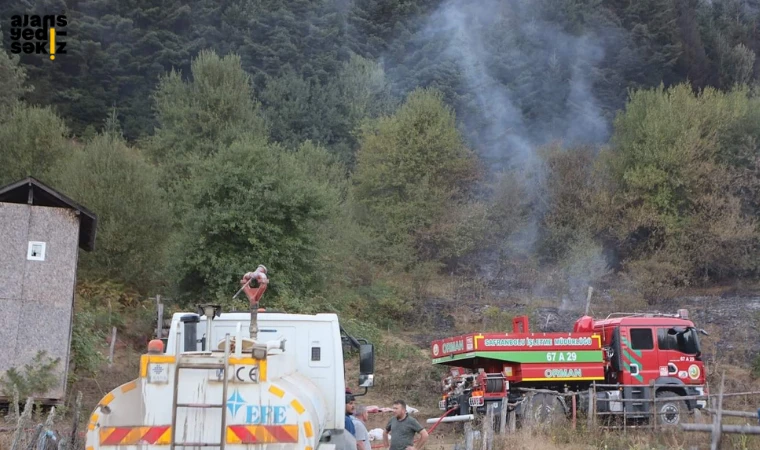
[{"left": 85, "top": 303, "right": 376, "bottom": 450}]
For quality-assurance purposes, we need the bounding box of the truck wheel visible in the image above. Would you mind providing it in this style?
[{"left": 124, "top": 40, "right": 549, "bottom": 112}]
[
  {"left": 655, "top": 391, "right": 687, "bottom": 427},
  {"left": 520, "top": 393, "right": 567, "bottom": 428}
]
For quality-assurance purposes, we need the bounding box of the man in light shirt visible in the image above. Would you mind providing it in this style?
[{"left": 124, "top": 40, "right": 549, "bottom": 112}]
[{"left": 352, "top": 405, "right": 371, "bottom": 450}]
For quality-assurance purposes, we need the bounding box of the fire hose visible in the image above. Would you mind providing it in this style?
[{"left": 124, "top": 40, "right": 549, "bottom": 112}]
[{"left": 370, "top": 406, "right": 459, "bottom": 448}]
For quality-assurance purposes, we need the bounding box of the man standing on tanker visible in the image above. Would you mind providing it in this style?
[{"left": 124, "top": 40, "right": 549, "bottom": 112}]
[{"left": 383, "top": 400, "right": 428, "bottom": 450}]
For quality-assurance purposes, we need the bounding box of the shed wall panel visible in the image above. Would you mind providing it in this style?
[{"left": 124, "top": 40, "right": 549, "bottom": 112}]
[
  {"left": 0, "top": 203, "right": 80, "bottom": 402},
  {"left": 0, "top": 299, "right": 22, "bottom": 374},
  {"left": 0, "top": 203, "right": 30, "bottom": 300},
  {"left": 23, "top": 206, "right": 79, "bottom": 307},
  {"left": 15, "top": 303, "right": 73, "bottom": 398}
]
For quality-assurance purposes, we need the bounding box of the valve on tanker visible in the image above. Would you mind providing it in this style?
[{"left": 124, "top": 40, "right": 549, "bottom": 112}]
[{"left": 233, "top": 266, "right": 270, "bottom": 358}]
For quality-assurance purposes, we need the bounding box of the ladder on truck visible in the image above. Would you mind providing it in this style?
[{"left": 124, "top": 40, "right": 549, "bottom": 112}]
[{"left": 170, "top": 335, "right": 232, "bottom": 449}]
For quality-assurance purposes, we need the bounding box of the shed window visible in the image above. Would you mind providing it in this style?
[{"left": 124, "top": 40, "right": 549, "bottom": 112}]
[{"left": 27, "top": 241, "right": 46, "bottom": 261}]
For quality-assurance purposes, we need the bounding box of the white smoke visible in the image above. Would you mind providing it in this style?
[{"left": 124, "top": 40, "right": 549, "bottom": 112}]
[
  {"left": 384, "top": 0, "right": 618, "bottom": 301},
  {"left": 416, "top": 0, "right": 610, "bottom": 170}
]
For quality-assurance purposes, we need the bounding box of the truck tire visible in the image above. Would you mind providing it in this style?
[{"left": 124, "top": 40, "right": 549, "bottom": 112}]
[
  {"left": 655, "top": 391, "right": 687, "bottom": 427},
  {"left": 519, "top": 393, "right": 567, "bottom": 429}
]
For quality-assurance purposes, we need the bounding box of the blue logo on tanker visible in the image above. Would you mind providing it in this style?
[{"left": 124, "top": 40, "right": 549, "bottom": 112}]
[{"left": 226, "top": 389, "right": 289, "bottom": 424}]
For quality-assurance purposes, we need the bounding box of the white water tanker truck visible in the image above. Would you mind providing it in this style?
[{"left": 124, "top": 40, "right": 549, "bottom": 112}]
[{"left": 84, "top": 266, "right": 375, "bottom": 450}]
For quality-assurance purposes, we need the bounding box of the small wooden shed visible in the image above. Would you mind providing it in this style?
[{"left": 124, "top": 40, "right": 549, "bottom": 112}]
[{"left": 0, "top": 176, "right": 97, "bottom": 404}]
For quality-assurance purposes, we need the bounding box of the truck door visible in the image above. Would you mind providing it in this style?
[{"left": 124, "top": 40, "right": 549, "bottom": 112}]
[
  {"left": 656, "top": 327, "right": 699, "bottom": 381},
  {"left": 619, "top": 327, "right": 658, "bottom": 385},
  {"left": 656, "top": 328, "right": 680, "bottom": 379}
]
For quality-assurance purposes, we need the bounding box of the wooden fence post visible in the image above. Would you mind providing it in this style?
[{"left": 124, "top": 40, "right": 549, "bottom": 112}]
[
  {"left": 70, "top": 391, "right": 83, "bottom": 449},
  {"left": 481, "top": 404, "right": 493, "bottom": 450},
  {"left": 11, "top": 397, "right": 33, "bottom": 450},
  {"left": 572, "top": 393, "right": 577, "bottom": 430},
  {"left": 108, "top": 327, "right": 117, "bottom": 366},
  {"left": 464, "top": 421, "right": 473, "bottom": 450},
  {"left": 676, "top": 378, "right": 760, "bottom": 440},
  {"left": 711, "top": 371, "right": 726, "bottom": 450},
  {"left": 156, "top": 294, "right": 163, "bottom": 339},
  {"left": 499, "top": 398, "right": 507, "bottom": 435}
]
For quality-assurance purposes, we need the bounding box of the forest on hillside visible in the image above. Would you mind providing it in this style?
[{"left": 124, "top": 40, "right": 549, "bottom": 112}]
[{"left": 1, "top": 0, "right": 760, "bottom": 336}]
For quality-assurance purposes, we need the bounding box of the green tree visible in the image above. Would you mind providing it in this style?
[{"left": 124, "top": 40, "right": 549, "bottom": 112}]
[
  {"left": 0, "top": 19, "right": 61, "bottom": 183},
  {"left": 171, "top": 136, "right": 344, "bottom": 306},
  {"left": 0, "top": 103, "right": 72, "bottom": 186},
  {"left": 603, "top": 83, "right": 759, "bottom": 285},
  {"left": 53, "top": 124, "right": 172, "bottom": 291},
  {"left": 0, "top": 29, "right": 32, "bottom": 117},
  {"left": 146, "top": 49, "right": 268, "bottom": 201},
  {"left": 259, "top": 54, "right": 395, "bottom": 166},
  {"left": 535, "top": 143, "right": 603, "bottom": 263},
  {"left": 352, "top": 88, "right": 482, "bottom": 269}
]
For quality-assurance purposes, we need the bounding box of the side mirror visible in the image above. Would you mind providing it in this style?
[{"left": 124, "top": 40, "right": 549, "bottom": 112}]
[
  {"left": 698, "top": 328, "right": 709, "bottom": 336},
  {"left": 359, "top": 343, "right": 374, "bottom": 387}
]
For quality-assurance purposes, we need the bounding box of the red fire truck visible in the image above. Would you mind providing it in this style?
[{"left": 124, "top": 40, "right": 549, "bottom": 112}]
[{"left": 430, "top": 309, "right": 709, "bottom": 427}]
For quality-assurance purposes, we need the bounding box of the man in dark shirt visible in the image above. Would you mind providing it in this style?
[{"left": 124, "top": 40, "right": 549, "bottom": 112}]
[
  {"left": 345, "top": 393, "right": 357, "bottom": 436},
  {"left": 342, "top": 393, "right": 359, "bottom": 450},
  {"left": 383, "top": 400, "right": 428, "bottom": 450}
]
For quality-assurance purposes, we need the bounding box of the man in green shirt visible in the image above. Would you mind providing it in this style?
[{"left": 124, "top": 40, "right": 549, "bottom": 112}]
[{"left": 383, "top": 400, "right": 428, "bottom": 450}]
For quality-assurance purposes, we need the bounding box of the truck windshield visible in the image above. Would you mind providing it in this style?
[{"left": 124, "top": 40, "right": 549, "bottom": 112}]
[
  {"left": 658, "top": 327, "right": 701, "bottom": 356},
  {"left": 676, "top": 327, "right": 701, "bottom": 355}
]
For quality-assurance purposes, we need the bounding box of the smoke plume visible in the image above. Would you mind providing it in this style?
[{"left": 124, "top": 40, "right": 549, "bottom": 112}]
[
  {"left": 383, "top": 0, "right": 619, "bottom": 304},
  {"left": 414, "top": 0, "right": 611, "bottom": 169}
]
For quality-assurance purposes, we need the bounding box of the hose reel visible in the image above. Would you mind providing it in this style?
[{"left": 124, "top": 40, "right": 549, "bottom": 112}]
[{"left": 485, "top": 376, "right": 506, "bottom": 394}]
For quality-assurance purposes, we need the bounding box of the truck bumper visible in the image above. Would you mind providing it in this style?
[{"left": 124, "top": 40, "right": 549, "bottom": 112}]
[{"left": 686, "top": 386, "right": 706, "bottom": 410}]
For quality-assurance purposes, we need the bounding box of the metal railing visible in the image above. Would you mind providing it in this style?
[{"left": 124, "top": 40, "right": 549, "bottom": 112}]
[
  {"left": 584, "top": 382, "right": 709, "bottom": 431},
  {"left": 439, "top": 378, "right": 760, "bottom": 450},
  {"left": 680, "top": 372, "right": 760, "bottom": 450}
]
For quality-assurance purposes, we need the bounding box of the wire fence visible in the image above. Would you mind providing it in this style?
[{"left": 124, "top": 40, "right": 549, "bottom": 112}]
[
  {"left": 452, "top": 377, "right": 760, "bottom": 450},
  {"left": 2, "top": 387, "right": 84, "bottom": 450}
]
